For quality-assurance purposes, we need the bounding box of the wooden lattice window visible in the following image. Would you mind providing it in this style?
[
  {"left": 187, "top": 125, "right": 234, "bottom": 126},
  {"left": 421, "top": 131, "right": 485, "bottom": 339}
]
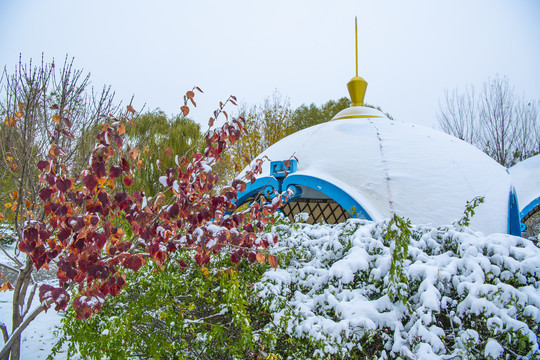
[{"left": 280, "top": 199, "right": 352, "bottom": 225}]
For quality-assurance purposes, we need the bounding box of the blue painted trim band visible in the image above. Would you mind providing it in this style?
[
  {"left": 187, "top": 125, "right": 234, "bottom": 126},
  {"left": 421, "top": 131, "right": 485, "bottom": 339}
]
[
  {"left": 237, "top": 177, "right": 280, "bottom": 205},
  {"left": 282, "top": 174, "right": 372, "bottom": 220},
  {"left": 507, "top": 186, "right": 521, "bottom": 236},
  {"left": 270, "top": 160, "right": 298, "bottom": 178},
  {"left": 520, "top": 196, "right": 540, "bottom": 221}
]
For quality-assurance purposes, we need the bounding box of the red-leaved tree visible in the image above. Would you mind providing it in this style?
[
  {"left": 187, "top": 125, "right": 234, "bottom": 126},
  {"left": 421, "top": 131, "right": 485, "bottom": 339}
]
[{"left": 1, "top": 89, "right": 288, "bottom": 358}]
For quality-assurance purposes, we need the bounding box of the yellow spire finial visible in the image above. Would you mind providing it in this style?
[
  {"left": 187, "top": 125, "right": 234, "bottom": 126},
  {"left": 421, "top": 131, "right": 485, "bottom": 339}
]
[{"left": 348, "top": 16, "right": 368, "bottom": 106}]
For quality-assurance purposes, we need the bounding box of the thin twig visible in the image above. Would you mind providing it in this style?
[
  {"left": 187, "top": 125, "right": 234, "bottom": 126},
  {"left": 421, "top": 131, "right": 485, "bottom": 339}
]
[
  {"left": 0, "top": 262, "right": 19, "bottom": 274},
  {"left": 0, "top": 245, "right": 23, "bottom": 267},
  {"left": 0, "top": 322, "right": 8, "bottom": 343},
  {"left": 22, "top": 283, "right": 37, "bottom": 318},
  {"left": 502, "top": 345, "right": 523, "bottom": 358}
]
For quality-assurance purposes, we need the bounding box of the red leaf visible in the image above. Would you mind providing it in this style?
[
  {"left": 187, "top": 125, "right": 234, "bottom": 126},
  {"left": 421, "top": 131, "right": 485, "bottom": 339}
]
[
  {"left": 123, "top": 175, "right": 134, "bottom": 187},
  {"left": 114, "top": 134, "right": 123, "bottom": 148},
  {"left": 109, "top": 165, "right": 123, "bottom": 179},
  {"left": 268, "top": 255, "right": 278, "bottom": 269},
  {"left": 54, "top": 205, "right": 67, "bottom": 216},
  {"left": 39, "top": 187, "right": 55, "bottom": 201},
  {"left": 98, "top": 191, "right": 110, "bottom": 206},
  {"left": 86, "top": 202, "right": 103, "bottom": 214},
  {"left": 37, "top": 160, "right": 50, "bottom": 171},
  {"left": 123, "top": 254, "right": 145, "bottom": 272},
  {"left": 87, "top": 264, "right": 110, "bottom": 279},
  {"left": 230, "top": 250, "right": 241, "bottom": 264},
  {"left": 24, "top": 227, "right": 39, "bottom": 242},
  {"left": 186, "top": 91, "right": 195, "bottom": 99},
  {"left": 31, "top": 245, "right": 48, "bottom": 270},
  {"left": 247, "top": 252, "right": 256, "bottom": 264},
  {"left": 149, "top": 243, "right": 167, "bottom": 265},
  {"left": 114, "top": 192, "right": 127, "bottom": 204},
  {"left": 56, "top": 178, "right": 72, "bottom": 193},
  {"left": 121, "top": 158, "right": 130, "bottom": 171},
  {"left": 39, "top": 284, "right": 70, "bottom": 311},
  {"left": 91, "top": 161, "right": 107, "bottom": 178},
  {"left": 18, "top": 240, "right": 34, "bottom": 254},
  {"left": 181, "top": 106, "right": 189, "bottom": 116},
  {"left": 61, "top": 129, "right": 75, "bottom": 139},
  {"left": 57, "top": 228, "right": 72, "bottom": 244},
  {"left": 83, "top": 174, "right": 98, "bottom": 191},
  {"left": 126, "top": 105, "right": 136, "bottom": 114},
  {"left": 167, "top": 203, "right": 179, "bottom": 219},
  {"left": 58, "top": 259, "right": 78, "bottom": 280},
  {"left": 73, "top": 291, "right": 104, "bottom": 320}
]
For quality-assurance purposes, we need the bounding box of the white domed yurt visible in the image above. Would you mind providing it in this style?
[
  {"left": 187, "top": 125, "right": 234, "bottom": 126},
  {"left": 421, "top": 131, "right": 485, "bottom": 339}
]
[
  {"left": 510, "top": 154, "right": 540, "bottom": 237},
  {"left": 237, "top": 68, "right": 521, "bottom": 236}
]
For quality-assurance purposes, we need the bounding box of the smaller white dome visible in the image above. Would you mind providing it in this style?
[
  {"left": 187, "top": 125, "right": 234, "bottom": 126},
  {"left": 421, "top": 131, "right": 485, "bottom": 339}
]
[{"left": 509, "top": 154, "right": 540, "bottom": 218}]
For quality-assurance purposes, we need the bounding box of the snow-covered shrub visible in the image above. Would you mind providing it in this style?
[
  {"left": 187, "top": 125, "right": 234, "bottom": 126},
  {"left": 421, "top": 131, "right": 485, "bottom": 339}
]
[
  {"left": 52, "top": 211, "right": 540, "bottom": 359},
  {"left": 259, "top": 216, "right": 540, "bottom": 359}
]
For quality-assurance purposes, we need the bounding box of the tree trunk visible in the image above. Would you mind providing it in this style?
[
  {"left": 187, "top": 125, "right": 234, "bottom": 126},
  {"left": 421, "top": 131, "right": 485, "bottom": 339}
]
[
  {"left": 0, "top": 323, "right": 9, "bottom": 360},
  {"left": 0, "top": 304, "right": 45, "bottom": 360},
  {"left": 7, "top": 258, "right": 34, "bottom": 360}
]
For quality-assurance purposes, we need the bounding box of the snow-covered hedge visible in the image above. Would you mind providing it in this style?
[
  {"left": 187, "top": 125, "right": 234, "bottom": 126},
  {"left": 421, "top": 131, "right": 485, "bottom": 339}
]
[
  {"left": 259, "top": 216, "right": 540, "bottom": 359},
  {"left": 52, "top": 212, "right": 540, "bottom": 359}
]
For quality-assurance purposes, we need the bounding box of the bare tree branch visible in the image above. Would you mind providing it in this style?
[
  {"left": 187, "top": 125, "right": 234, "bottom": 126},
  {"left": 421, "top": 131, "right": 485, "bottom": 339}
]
[
  {"left": 438, "top": 75, "right": 539, "bottom": 167},
  {"left": 0, "top": 262, "right": 19, "bottom": 274}
]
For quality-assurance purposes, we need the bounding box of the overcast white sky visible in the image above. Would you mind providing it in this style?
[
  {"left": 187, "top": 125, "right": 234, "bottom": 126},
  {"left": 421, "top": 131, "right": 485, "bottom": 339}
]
[{"left": 1, "top": 0, "right": 539, "bottom": 129}]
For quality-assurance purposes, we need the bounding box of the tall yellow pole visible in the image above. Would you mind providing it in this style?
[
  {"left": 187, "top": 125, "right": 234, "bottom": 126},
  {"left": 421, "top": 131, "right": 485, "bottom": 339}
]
[
  {"left": 355, "top": 16, "right": 358, "bottom": 77},
  {"left": 347, "top": 16, "right": 368, "bottom": 106}
]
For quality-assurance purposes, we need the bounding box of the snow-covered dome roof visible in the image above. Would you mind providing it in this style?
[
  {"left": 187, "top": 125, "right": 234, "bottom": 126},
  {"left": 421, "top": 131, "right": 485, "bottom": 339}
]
[
  {"left": 238, "top": 105, "right": 516, "bottom": 235},
  {"left": 509, "top": 154, "right": 540, "bottom": 220}
]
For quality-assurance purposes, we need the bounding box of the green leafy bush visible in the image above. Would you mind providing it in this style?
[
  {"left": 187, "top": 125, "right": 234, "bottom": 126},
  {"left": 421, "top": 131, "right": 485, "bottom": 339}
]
[{"left": 53, "top": 250, "right": 276, "bottom": 359}]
